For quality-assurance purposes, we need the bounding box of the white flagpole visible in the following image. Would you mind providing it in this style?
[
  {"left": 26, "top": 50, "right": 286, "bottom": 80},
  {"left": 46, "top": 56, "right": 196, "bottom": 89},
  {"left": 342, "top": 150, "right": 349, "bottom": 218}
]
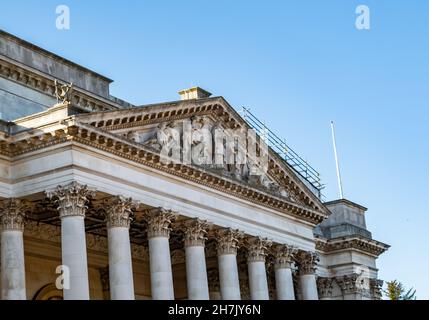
[{"left": 330, "top": 121, "right": 344, "bottom": 199}]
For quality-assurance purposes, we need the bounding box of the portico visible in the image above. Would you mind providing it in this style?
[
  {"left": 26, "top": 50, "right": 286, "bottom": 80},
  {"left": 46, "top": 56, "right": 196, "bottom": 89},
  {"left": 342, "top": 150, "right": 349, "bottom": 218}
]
[{"left": 0, "top": 30, "right": 389, "bottom": 300}]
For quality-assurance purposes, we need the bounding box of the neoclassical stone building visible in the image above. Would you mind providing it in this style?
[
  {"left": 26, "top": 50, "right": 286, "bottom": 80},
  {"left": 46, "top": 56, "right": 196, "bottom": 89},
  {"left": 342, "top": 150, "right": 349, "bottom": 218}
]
[{"left": 0, "top": 30, "right": 389, "bottom": 300}]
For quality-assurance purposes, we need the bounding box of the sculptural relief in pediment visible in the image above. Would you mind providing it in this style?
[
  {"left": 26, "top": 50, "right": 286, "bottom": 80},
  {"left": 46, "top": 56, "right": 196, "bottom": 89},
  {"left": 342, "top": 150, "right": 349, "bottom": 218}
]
[{"left": 122, "top": 116, "right": 296, "bottom": 202}]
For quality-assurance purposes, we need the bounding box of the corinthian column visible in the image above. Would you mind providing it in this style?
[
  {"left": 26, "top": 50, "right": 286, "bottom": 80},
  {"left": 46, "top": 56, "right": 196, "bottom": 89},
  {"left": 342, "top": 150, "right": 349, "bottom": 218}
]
[
  {"left": 47, "top": 182, "right": 95, "bottom": 300},
  {"left": 246, "top": 237, "right": 271, "bottom": 300},
  {"left": 183, "top": 219, "right": 210, "bottom": 300},
  {"left": 0, "top": 199, "right": 28, "bottom": 300},
  {"left": 216, "top": 228, "right": 243, "bottom": 300},
  {"left": 273, "top": 244, "right": 297, "bottom": 300},
  {"left": 145, "top": 208, "right": 176, "bottom": 300},
  {"left": 105, "top": 196, "right": 136, "bottom": 300},
  {"left": 296, "top": 251, "right": 319, "bottom": 300}
]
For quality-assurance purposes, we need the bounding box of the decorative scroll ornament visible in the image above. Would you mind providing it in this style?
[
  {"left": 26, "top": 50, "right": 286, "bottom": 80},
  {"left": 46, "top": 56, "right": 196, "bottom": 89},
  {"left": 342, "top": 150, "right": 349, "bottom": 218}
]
[
  {"left": 183, "top": 219, "right": 210, "bottom": 247},
  {"left": 216, "top": 228, "right": 244, "bottom": 255},
  {"left": 273, "top": 244, "right": 298, "bottom": 269},
  {"left": 54, "top": 79, "right": 73, "bottom": 105},
  {"left": 295, "top": 250, "right": 319, "bottom": 275},
  {"left": 144, "top": 208, "right": 176, "bottom": 238},
  {"left": 0, "top": 199, "right": 31, "bottom": 231},
  {"left": 104, "top": 196, "right": 137, "bottom": 229},
  {"left": 246, "top": 236, "right": 272, "bottom": 262},
  {"left": 137, "top": 116, "right": 299, "bottom": 200},
  {"left": 47, "top": 182, "right": 96, "bottom": 218}
]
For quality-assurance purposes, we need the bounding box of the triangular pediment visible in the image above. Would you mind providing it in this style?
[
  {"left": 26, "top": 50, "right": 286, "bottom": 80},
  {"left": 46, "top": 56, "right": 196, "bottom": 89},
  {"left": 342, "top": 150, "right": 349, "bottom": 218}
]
[{"left": 74, "top": 97, "right": 327, "bottom": 214}]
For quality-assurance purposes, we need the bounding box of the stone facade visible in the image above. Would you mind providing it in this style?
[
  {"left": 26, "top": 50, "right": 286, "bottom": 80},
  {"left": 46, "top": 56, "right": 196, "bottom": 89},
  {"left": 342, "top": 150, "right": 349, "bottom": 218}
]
[{"left": 0, "top": 30, "right": 389, "bottom": 300}]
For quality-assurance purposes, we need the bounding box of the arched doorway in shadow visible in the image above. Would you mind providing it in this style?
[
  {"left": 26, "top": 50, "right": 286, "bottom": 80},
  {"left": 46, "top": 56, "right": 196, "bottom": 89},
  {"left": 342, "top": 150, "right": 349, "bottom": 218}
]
[{"left": 33, "top": 283, "right": 63, "bottom": 300}]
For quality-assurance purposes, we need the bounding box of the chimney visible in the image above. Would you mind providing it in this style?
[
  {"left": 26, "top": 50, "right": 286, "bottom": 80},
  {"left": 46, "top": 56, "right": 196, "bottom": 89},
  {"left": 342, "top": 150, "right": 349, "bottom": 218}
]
[{"left": 178, "top": 87, "right": 212, "bottom": 100}]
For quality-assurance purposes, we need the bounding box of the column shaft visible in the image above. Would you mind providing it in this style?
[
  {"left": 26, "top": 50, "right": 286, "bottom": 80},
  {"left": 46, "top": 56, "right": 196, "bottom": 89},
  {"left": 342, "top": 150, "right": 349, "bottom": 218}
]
[
  {"left": 299, "top": 274, "right": 319, "bottom": 300},
  {"left": 248, "top": 260, "right": 269, "bottom": 300},
  {"left": 275, "top": 267, "right": 295, "bottom": 300},
  {"left": 48, "top": 183, "right": 95, "bottom": 300},
  {"left": 149, "top": 236, "right": 174, "bottom": 299},
  {"left": 185, "top": 245, "right": 209, "bottom": 299},
  {"left": 1, "top": 230, "right": 26, "bottom": 300},
  {"left": 61, "top": 216, "right": 90, "bottom": 300},
  {"left": 218, "top": 253, "right": 241, "bottom": 300},
  {"left": 0, "top": 198, "right": 28, "bottom": 300},
  {"left": 108, "top": 227, "right": 134, "bottom": 300}
]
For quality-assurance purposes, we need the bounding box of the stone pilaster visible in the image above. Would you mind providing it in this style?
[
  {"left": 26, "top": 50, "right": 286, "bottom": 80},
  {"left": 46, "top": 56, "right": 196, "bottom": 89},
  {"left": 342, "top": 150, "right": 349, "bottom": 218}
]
[
  {"left": 317, "top": 277, "right": 334, "bottom": 300},
  {"left": 335, "top": 273, "right": 372, "bottom": 300}
]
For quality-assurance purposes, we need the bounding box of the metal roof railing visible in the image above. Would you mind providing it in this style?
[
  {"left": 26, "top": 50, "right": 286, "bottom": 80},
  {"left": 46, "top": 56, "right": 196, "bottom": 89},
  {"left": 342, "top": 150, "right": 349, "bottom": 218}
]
[{"left": 241, "top": 107, "right": 323, "bottom": 197}]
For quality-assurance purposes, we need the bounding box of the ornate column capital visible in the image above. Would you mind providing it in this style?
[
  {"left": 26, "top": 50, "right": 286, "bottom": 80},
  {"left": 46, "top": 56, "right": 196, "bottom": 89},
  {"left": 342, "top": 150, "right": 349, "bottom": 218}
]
[
  {"left": 47, "top": 182, "right": 96, "bottom": 219},
  {"left": 296, "top": 250, "right": 319, "bottom": 275},
  {"left": 183, "top": 219, "right": 210, "bottom": 247},
  {"left": 317, "top": 277, "right": 334, "bottom": 299},
  {"left": 370, "top": 278, "right": 383, "bottom": 300},
  {"left": 144, "top": 207, "right": 176, "bottom": 238},
  {"left": 216, "top": 228, "right": 243, "bottom": 256},
  {"left": 104, "top": 196, "right": 137, "bottom": 229},
  {"left": 335, "top": 274, "right": 360, "bottom": 295},
  {"left": 246, "top": 236, "right": 272, "bottom": 263},
  {"left": 0, "top": 199, "right": 31, "bottom": 231},
  {"left": 273, "top": 244, "right": 298, "bottom": 269},
  {"left": 336, "top": 272, "right": 372, "bottom": 297}
]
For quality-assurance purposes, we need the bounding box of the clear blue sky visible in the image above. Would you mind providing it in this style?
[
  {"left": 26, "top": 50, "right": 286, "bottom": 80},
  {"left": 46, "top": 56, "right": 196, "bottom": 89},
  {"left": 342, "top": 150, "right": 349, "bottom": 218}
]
[{"left": 1, "top": 0, "right": 428, "bottom": 299}]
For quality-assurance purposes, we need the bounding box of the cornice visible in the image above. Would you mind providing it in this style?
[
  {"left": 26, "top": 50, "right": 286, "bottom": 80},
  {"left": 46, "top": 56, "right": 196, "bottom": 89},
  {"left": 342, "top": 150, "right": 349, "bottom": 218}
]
[
  {"left": 0, "top": 58, "right": 122, "bottom": 113},
  {"left": 0, "top": 121, "right": 328, "bottom": 225},
  {"left": 315, "top": 236, "right": 389, "bottom": 257}
]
